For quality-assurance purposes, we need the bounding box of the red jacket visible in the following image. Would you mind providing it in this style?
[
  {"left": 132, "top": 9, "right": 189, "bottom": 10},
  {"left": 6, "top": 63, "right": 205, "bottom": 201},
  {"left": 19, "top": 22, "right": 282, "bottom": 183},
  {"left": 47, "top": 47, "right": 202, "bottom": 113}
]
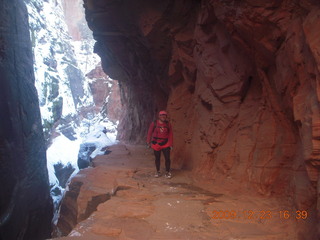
[{"left": 147, "top": 120, "right": 173, "bottom": 150}]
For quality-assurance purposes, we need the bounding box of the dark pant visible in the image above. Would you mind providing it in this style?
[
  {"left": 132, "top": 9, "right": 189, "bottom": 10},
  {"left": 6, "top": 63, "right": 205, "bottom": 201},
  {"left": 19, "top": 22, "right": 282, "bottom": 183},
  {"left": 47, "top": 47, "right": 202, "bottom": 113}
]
[{"left": 154, "top": 147, "right": 171, "bottom": 172}]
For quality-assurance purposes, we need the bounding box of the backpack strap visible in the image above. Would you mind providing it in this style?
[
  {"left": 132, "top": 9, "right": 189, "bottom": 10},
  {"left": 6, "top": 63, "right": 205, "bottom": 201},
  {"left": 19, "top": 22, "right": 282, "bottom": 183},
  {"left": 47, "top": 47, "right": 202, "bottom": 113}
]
[{"left": 152, "top": 120, "right": 169, "bottom": 135}]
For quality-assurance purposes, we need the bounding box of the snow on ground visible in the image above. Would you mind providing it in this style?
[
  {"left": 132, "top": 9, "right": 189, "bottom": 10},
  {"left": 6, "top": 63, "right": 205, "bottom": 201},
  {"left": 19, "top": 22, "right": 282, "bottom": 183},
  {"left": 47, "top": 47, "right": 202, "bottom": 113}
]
[
  {"left": 47, "top": 116, "right": 118, "bottom": 216},
  {"left": 83, "top": 124, "right": 118, "bottom": 159},
  {"left": 46, "top": 135, "right": 81, "bottom": 186},
  {"left": 47, "top": 117, "right": 118, "bottom": 187}
]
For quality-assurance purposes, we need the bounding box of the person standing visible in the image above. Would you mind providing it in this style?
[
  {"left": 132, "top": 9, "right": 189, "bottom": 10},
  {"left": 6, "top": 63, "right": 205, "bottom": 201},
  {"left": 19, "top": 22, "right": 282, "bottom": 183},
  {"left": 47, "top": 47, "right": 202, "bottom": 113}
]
[{"left": 147, "top": 110, "right": 173, "bottom": 178}]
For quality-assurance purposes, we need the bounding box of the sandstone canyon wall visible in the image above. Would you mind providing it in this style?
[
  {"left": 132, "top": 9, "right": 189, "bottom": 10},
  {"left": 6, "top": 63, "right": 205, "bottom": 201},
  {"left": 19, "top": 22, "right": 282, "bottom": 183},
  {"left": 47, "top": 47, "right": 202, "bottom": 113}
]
[
  {"left": 0, "top": 0, "right": 53, "bottom": 239},
  {"left": 83, "top": 0, "right": 320, "bottom": 237},
  {"left": 60, "top": 0, "right": 122, "bottom": 124}
]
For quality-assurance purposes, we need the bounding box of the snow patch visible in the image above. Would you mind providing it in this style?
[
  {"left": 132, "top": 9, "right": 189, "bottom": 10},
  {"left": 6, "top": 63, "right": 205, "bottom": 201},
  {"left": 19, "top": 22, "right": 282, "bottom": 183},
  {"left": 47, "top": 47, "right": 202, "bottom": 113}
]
[{"left": 47, "top": 135, "right": 81, "bottom": 186}]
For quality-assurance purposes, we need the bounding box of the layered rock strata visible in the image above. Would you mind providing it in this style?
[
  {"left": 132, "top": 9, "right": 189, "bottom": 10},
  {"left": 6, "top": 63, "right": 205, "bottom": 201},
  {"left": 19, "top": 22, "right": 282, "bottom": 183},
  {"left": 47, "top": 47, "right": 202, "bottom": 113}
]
[
  {"left": 0, "top": 0, "right": 53, "bottom": 239},
  {"left": 83, "top": 0, "right": 320, "bottom": 237}
]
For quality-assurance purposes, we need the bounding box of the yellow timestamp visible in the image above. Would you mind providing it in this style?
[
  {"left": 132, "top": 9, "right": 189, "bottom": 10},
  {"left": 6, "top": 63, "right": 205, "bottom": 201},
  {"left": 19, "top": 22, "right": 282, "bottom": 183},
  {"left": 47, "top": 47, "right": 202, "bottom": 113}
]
[{"left": 210, "top": 210, "right": 308, "bottom": 220}]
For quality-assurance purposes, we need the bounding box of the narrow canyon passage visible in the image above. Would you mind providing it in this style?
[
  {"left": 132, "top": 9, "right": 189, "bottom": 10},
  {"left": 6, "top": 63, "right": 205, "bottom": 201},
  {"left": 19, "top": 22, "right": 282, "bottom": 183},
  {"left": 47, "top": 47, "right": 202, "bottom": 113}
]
[
  {"left": 53, "top": 144, "right": 307, "bottom": 240},
  {"left": 1, "top": 0, "right": 320, "bottom": 239}
]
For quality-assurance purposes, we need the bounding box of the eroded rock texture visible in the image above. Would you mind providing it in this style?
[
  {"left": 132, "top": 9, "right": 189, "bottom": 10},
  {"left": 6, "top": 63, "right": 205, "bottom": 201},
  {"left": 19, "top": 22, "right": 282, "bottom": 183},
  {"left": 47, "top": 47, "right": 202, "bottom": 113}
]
[
  {"left": 0, "top": 1, "right": 53, "bottom": 239},
  {"left": 86, "top": 64, "right": 122, "bottom": 122},
  {"left": 84, "top": 0, "right": 320, "bottom": 238}
]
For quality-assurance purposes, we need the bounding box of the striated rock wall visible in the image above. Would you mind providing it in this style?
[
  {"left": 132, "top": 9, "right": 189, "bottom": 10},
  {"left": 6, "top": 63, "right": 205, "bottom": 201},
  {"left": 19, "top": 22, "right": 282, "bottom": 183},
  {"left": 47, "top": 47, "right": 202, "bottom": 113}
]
[
  {"left": 0, "top": 1, "right": 53, "bottom": 239},
  {"left": 86, "top": 64, "right": 122, "bottom": 122},
  {"left": 84, "top": 0, "right": 320, "bottom": 237}
]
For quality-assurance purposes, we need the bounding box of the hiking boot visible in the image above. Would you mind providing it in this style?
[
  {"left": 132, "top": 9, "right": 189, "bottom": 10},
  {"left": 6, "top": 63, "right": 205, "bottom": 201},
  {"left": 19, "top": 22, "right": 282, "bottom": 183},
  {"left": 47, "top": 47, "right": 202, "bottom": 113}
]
[
  {"left": 165, "top": 171, "right": 172, "bottom": 179},
  {"left": 154, "top": 171, "right": 161, "bottom": 178}
]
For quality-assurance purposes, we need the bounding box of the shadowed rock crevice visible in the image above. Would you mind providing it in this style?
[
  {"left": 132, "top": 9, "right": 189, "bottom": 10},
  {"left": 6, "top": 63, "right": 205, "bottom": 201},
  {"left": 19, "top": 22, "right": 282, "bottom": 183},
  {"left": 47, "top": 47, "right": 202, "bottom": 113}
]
[
  {"left": 79, "top": 193, "right": 111, "bottom": 222},
  {"left": 79, "top": 185, "right": 132, "bottom": 222},
  {"left": 56, "top": 181, "right": 83, "bottom": 236},
  {"left": 56, "top": 168, "right": 135, "bottom": 237}
]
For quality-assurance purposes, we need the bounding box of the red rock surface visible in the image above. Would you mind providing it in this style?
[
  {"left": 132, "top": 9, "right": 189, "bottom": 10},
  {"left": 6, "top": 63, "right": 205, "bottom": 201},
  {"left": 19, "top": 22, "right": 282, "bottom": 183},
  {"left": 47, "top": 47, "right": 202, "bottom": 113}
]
[
  {"left": 82, "top": 0, "right": 320, "bottom": 237},
  {"left": 85, "top": 64, "right": 122, "bottom": 122},
  {"left": 54, "top": 144, "right": 316, "bottom": 239},
  {"left": 86, "top": 65, "right": 110, "bottom": 108}
]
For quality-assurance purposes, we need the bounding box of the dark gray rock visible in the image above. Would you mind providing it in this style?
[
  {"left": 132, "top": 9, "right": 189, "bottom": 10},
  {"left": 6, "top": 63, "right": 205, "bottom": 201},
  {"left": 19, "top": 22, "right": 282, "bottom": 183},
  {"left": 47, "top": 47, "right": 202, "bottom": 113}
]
[
  {"left": 65, "top": 64, "right": 86, "bottom": 108},
  {"left": 0, "top": 1, "right": 53, "bottom": 239}
]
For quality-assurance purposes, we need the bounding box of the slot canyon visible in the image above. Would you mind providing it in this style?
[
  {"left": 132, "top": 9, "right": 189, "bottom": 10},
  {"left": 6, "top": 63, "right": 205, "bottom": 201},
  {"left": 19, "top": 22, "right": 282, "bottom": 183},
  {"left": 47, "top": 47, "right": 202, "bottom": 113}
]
[{"left": 1, "top": 0, "right": 320, "bottom": 239}]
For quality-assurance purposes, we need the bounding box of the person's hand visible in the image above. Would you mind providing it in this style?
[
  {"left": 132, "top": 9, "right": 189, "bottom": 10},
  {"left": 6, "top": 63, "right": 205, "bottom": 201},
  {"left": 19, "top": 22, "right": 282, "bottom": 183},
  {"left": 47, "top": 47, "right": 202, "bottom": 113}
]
[
  {"left": 170, "top": 146, "right": 173, "bottom": 150},
  {"left": 146, "top": 143, "right": 151, "bottom": 149}
]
